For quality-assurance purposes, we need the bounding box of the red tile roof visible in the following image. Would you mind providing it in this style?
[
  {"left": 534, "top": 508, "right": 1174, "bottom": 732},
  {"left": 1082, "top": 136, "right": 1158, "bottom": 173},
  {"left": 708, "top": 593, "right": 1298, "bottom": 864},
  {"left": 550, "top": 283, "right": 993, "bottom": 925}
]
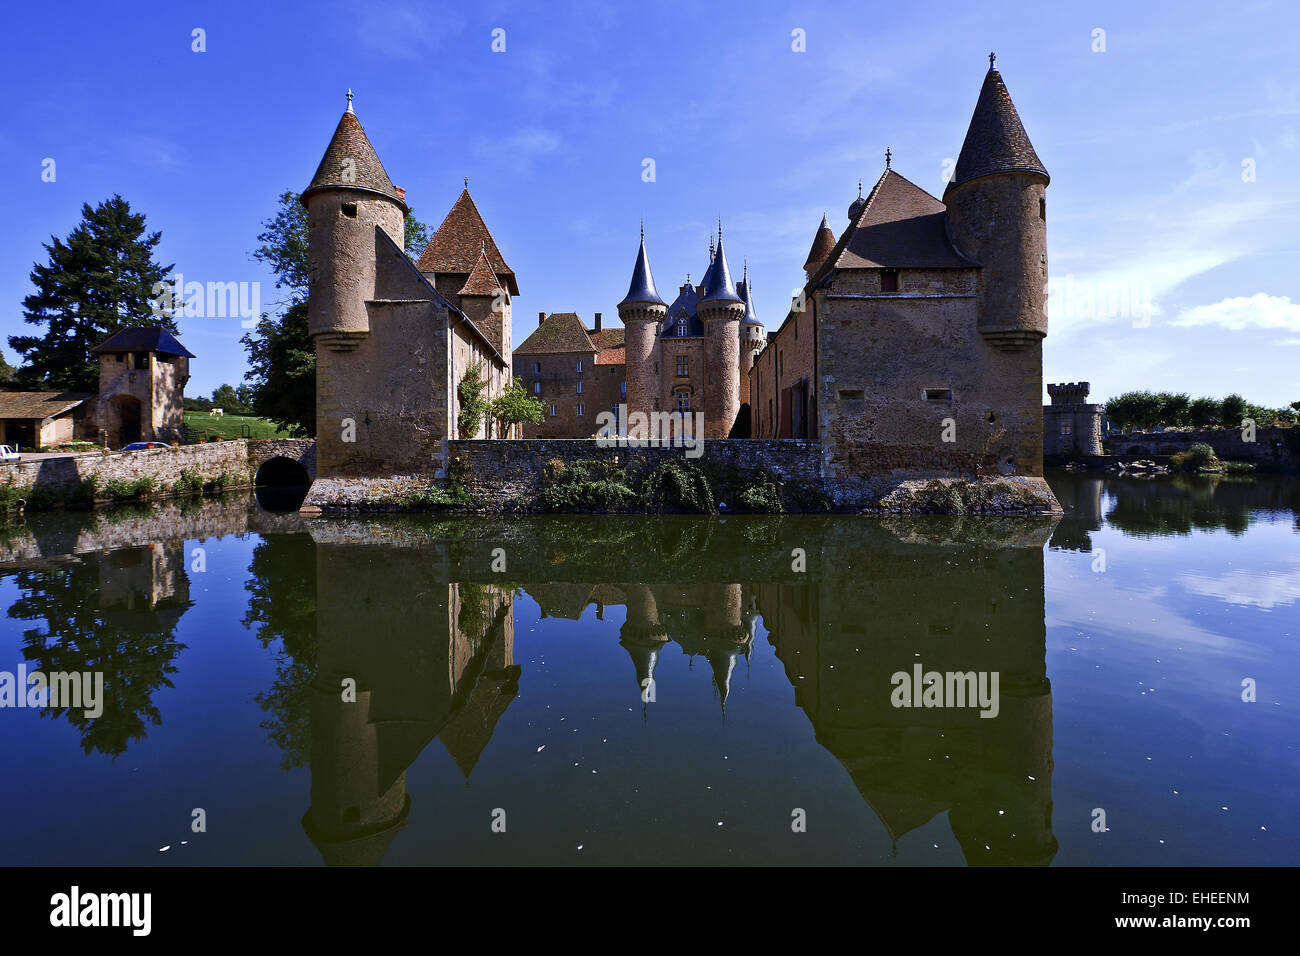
[
  {"left": 415, "top": 189, "right": 519, "bottom": 295},
  {"left": 458, "top": 249, "right": 503, "bottom": 296},
  {"left": 302, "top": 109, "right": 406, "bottom": 210}
]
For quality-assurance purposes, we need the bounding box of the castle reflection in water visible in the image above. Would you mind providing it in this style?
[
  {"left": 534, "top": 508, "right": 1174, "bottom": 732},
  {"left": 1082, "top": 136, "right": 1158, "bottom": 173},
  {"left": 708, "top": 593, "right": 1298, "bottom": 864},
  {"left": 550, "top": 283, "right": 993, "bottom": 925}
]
[{"left": 2, "top": 500, "right": 1072, "bottom": 866}]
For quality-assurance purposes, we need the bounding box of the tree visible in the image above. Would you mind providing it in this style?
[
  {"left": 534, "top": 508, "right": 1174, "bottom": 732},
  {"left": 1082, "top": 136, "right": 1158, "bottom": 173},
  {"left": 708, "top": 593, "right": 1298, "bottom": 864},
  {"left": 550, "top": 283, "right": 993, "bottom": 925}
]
[
  {"left": 242, "top": 190, "right": 431, "bottom": 435},
  {"left": 490, "top": 377, "right": 545, "bottom": 437},
  {"left": 0, "top": 350, "right": 15, "bottom": 390},
  {"left": 1104, "top": 391, "right": 1160, "bottom": 431},
  {"left": 457, "top": 362, "right": 491, "bottom": 438},
  {"left": 1155, "top": 392, "right": 1190, "bottom": 428},
  {"left": 10, "top": 195, "right": 177, "bottom": 391},
  {"left": 1188, "top": 396, "right": 1219, "bottom": 428},
  {"left": 211, "top": 383, "right": 240, "bottom": 412},
  {"left": 1219, "top": 393, "right": 1248, "bottom": 428}
]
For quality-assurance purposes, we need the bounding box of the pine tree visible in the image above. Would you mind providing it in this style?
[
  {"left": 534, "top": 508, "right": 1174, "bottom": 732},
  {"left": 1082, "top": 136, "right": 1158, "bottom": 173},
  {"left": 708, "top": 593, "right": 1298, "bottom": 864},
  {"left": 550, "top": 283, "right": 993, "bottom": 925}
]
[{"left": 10, "top": 195, "right": 176, "bottom": 391}]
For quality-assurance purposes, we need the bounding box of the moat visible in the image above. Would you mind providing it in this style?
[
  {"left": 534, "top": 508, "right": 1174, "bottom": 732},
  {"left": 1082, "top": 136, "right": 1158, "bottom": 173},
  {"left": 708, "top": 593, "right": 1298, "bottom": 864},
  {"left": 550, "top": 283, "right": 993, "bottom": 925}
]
[{"left": 0, "top": 471, "right": 1295, "bottom": 866}]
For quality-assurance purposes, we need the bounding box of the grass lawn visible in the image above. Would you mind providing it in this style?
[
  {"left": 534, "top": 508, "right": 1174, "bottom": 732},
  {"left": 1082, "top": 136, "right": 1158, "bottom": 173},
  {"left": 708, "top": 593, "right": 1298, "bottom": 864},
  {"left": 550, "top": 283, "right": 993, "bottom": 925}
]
[{"left": 183, "top": 411, "right": 293, "bottom": 440}]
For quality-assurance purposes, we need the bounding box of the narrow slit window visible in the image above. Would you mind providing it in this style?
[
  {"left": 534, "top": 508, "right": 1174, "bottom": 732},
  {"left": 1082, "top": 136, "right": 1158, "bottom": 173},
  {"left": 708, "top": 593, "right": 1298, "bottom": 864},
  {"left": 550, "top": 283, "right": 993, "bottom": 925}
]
[{"left": 923, "top": 387, "right": 953, "bottom": 401}]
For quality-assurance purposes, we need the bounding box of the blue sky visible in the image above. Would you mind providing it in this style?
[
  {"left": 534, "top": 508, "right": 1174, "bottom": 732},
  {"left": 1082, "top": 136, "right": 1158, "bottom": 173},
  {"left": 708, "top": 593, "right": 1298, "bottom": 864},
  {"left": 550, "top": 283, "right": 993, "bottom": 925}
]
[{"left": 2, "top": 0, "right": 1297, "bottom": 406}]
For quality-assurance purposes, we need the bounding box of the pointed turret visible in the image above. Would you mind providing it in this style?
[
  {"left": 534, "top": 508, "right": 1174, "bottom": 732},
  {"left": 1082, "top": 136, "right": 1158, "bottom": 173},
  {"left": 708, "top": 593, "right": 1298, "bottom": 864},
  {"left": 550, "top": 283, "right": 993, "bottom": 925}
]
[
  {"left": 458, "top": 245, "right": 502, "bottom": 297},
  {"left": 618, "top": 228, "right": 666, "bottom": 307},
  {"left": 803, "top": 213, "right": 837, "bottom": 278},
  {"left": 302, "top": 97, "right": 407, "bottom": 212},
  {"left": 700, "top": 235, "right": 741, "bottom": 304},
  {"left": 945, "top": 61, "right": 1049, "bottom": 195},
  {"left": 737, "top": 262, "right": 765, "bottom": 410}
]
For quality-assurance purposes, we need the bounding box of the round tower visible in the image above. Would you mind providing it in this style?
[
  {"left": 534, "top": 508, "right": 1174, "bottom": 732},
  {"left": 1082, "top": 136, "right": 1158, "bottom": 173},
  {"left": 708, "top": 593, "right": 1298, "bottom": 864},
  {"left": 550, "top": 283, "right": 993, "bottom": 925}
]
[
  {"left": 616, "top": 227, "right": 667, "bottom": 422},
  {"left": 737, "top": 265, "right": 765, "bottom": 406},
  {"left": 943, "top": 62, "right": 1049, "bottom": 353},
  {"left": 301, "top": 91, "right": 408, "bottom": 353},
  {"left": 696, "top": 232, "right": 745, "bottom": 439}
]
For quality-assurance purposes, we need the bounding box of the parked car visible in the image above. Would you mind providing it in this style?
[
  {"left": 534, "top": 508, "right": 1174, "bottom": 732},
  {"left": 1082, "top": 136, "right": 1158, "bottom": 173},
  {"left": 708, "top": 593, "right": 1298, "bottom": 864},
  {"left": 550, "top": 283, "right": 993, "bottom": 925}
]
[
  {"left": 122, "top": 441, "right": 166, "bottom": 451},
  {"left": 0, "top": 445, "right": 19, "bottom": 463}
]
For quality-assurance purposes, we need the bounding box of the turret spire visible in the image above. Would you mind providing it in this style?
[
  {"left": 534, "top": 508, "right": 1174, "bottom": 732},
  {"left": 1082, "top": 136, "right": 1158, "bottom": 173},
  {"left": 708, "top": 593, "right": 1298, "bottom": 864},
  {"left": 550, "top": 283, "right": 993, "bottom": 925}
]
[
  {"left": 700, "top": 234, "right": 741, "bottom": 303},
  {"left": 618, "top": 229, "right": 665, "bottom": 307},
  {"left": 345, "top": 89, "right": 354, "bottom": 113},
  {"left": 946, "top": 60, "right": 1048, "bottom": 194}
]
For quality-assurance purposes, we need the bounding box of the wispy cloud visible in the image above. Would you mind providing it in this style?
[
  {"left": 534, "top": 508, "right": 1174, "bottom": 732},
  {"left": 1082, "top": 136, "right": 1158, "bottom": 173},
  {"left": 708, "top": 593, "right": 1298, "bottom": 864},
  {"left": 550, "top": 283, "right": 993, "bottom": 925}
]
[{"left": 1173, "top": 293, "right": 1300, "bottom": 332}]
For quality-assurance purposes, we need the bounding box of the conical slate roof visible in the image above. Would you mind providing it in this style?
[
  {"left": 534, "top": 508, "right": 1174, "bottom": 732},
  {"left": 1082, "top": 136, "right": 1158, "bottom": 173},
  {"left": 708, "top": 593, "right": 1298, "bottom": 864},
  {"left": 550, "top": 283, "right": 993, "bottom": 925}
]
[
  {"left": 945, "top": 67, "right": 1048, "bottom": 194},
  {"left": 302, "top": 103, "right": 406, "bottom": 210},
  {"left": 803, "top": 213, "right": 837, "bottom": 272},
  {"left": 700, "top": 236, "right": 741, "bottom": 304},
  {"left": 739, "top": 271, "right": 762, "bottom": 326},
  {"left": 618, "top": 234, "right": 666, "bottom": 307}
]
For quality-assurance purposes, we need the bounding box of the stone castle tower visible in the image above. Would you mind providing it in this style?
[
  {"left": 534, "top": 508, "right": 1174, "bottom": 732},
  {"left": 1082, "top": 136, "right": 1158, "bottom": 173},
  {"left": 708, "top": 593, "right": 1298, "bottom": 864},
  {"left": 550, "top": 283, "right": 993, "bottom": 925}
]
[
  {"left": 616, "top": 228, "right": 763, "bottom": 437},
  {"left": 302, "top": 93, "right": 513, "bottom": 477},
  {"left": 943, "top": 61, "right": 1049, "bottom": 354}
]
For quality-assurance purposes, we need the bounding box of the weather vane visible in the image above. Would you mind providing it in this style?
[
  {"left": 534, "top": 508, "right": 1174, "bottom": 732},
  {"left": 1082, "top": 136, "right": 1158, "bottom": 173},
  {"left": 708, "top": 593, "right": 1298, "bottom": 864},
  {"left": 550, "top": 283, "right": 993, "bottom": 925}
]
[{"left": 885, "top": 147, "right": 892, "bottom": 169}]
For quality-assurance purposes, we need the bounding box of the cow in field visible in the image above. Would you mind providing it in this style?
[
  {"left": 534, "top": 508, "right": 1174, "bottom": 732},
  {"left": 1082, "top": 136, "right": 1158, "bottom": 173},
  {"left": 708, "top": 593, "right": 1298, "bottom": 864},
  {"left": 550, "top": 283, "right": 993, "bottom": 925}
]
[{"left": 209, "top": 408, "right": 224, "bottom": 418}]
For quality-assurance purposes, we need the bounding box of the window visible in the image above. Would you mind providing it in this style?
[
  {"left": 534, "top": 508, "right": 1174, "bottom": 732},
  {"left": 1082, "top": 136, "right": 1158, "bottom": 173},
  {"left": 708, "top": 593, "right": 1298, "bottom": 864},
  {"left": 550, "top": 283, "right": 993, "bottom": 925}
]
[
  {"left": 676, "top": 318, "right": 687, "bottom": 336},
  {"left": 675, "top": 391, "right": 691, "bottom": 412},
  {"left": 576, "top": 381, "right": 583, "bottom": 394},
  {"left": 838, "top": 389, "right": 865, "bottom": 400},
  {"left": 576, "top": 403, "right": 585, "bottom": 417},
  {"left": 535, "top": 361, "right": 542, "bottom": 374},
  {"left": 533, "top": 382, "right": 541, "bottom": 394},
  {"left": 1060, "top": 421, "right": 1073, "bottom": 435},
  {"left": 620, "top": 381, "right": 626, "bottom": 398},
  {"left": 341, "top": 201, "right": 357, "bottom": 218},
  {"left": 923, "top": 387, "right": 953, "bottom": 401},
  {"left": 576, "top": 359, "right": 584, "bottom": 373},
  {"left": 676, "top": 356, "right": 688, "bottom": 377},
  {"left": 1039, "top": 197, "right": 1046, "bottom": 221},
  {"left": 548, "top": 404, "right": 557, "bottom": 417},
  {"left": 880, "top": 269, "right": 899, "bottom": 292}
]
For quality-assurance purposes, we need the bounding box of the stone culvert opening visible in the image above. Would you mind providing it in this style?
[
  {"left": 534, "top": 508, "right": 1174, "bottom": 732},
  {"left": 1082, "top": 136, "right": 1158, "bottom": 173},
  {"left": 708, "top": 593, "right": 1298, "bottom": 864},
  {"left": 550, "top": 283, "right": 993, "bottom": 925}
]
[{"left": 254, "top": 456, "right": 311, "bottom": 512}]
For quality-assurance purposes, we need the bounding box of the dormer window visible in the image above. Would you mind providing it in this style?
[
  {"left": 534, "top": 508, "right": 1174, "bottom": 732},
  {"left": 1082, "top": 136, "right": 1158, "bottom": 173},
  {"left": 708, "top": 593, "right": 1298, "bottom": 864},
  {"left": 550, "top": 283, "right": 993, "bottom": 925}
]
[{"left": 676, "top": 318, "right": 687, "bottom": 336}]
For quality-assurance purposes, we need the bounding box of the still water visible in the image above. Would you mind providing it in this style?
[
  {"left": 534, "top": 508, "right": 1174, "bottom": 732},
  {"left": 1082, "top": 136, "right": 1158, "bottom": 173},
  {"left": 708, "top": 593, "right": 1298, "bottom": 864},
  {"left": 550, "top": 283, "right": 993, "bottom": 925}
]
[{"left": 0, "top": 473, "right": 1296, "bottom": 866}]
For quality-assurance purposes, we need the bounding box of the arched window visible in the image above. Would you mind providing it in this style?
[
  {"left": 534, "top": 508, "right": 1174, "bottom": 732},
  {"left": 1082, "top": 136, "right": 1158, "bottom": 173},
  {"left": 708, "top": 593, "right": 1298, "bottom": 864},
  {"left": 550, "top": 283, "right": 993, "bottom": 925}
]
[{"left": 676, "top": 317, "right": 687, "bottom": 337}]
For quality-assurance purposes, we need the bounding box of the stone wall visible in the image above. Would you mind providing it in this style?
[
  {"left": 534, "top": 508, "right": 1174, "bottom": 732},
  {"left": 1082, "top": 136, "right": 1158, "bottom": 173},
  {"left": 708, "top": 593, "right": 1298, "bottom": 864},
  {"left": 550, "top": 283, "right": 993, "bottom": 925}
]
[
  {"left": 1111, "top": 427, "right": 1297, "bottom": 466},
  {"left": 7, "top": 440, "right": 252, "bottom": 494}
]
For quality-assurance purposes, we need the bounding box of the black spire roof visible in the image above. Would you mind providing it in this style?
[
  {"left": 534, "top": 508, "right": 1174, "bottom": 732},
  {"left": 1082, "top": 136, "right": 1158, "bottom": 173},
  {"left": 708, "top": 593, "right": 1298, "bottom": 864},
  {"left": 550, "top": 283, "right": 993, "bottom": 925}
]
[
  {"left": 92, "top": 326, "right": 195, "bottom": 358},
  {"left": 739, "top": 267, "right": 762, "bottom": 326},
  {"left": 618, "top": 232, "right": 666, "bottom": 308},
  {"left": 700, "top": 235, "right": 741, "bottom": 304},
  {"left": 945, "top": 66, "right": 1048, "bottom": 195}
]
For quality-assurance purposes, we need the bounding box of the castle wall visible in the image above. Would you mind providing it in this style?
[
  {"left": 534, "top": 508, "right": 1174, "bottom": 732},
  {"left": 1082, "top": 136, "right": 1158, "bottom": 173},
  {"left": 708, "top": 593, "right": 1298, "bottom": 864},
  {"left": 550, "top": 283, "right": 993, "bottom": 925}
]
[
  {"left": 657, "top": 338, "right": 707, "bottom": 415},
  {"left": 307, "top": 190, "right": 405, "bottom": 339},
  {"left": 751, "top": 295, "right": 816, "bottom": 438},
  {"left": 516, "top": 349, "right": 598, "bottom": 438},
  {"left": 1044, "top": 404, "right": 1103, "bottom": 456},
  {"left": 814, "top": 268, "right": 1043, "bottom": 480}
]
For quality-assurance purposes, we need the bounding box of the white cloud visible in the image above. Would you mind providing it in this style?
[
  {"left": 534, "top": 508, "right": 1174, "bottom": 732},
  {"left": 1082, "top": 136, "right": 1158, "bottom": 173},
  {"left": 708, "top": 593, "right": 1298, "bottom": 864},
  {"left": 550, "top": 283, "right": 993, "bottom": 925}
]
[
  {"left": 1173, "top": 293, "right": 1300, "bottom": 332},
  {"left": 1180, "top": 568, "right": 1300, "bottom": 610}
]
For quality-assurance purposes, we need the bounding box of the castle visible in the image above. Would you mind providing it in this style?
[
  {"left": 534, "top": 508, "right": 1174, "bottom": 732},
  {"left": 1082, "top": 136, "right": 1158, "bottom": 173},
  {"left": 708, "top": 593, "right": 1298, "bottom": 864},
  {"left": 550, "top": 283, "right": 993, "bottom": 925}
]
[
  {"left": 302, "top": 92, "right": 516, "bottom": 478},
  {"left": 304, "top": 58, "right": 1052, "bottom": 489}
]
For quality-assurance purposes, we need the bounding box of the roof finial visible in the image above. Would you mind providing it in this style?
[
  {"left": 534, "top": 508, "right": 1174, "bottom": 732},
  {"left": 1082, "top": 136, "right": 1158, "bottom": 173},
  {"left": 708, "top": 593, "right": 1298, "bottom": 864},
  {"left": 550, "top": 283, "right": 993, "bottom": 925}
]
[
  {"left": 718, "top": 216, "right": 723, "bottom": 241},
  {"left": 640, "top": 219, "right": 644, "bottom": 241},
  {"left": 885, "top": 147, "right": 892, "bottom": 169},
  {"left": 464, "top": 176, "right": 469, "bottom": 190},
  {"left": 481, "top": 238, "right": 486, "bottom": 256},
  {"left": 858, "top": 179, "right": 863, "bottom": 198},
  {"left": 989, "top": 51, "right": 996, "bottom": 70},
  {"left": 345, "top": 89, "right": 354, "bottom": 113}
]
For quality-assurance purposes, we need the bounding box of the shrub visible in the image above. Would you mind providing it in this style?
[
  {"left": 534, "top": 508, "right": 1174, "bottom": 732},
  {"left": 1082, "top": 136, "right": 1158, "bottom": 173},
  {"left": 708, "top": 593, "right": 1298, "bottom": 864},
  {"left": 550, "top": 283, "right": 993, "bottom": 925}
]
[
  {"left": 540, "top": 459, "right": 637, "bottom": 512},
  {"left": 174, "top": 468, "right": 205, "bottom": 495},
  {"left": 1171, "top": 442, "right": 1219, "bottom": 472},
  {"left": 641, "top": 460, "right": 715, "bottom": 514},
  {"left": 737, "top": 474, "right": 783, "bottom": 514},
  {"left": 0, "top": 477, "right": 30, "bottom": 515}
]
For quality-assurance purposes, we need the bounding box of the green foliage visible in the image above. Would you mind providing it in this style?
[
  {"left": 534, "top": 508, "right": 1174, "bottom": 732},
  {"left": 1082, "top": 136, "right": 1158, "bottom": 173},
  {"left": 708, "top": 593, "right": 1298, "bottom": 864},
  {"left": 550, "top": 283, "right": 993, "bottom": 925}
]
[
  {"left": 211, "top": 470, "right": 246, "bottom": 490},
  {"left": 367, "top": 484, "right": 468, "bottom": 510},
  {"left": 457, "top": 361, "right": 491, "bottom": 438},
  {"left": 173, "top": 468, "right": 205, "bottom": 495},
  {"left": 0, "top": 477, "right": 29, "bottom": 515},
  {"left": 540, "top": 458, "right": 638, "bottom": 512},
  {"left": 1219, "top": 393, "right": 1248, "bottom": 428},
  {"left": 1107, "top": 390, "right": 1289, "bottom": 432},
  {"left": 641, "top": 460, "right": 716, "bottom": 514},
  {"left": 736, "top": 474, "right": 783, "bottom": 514},
  {"left": 1170, "top": 442, "right": 1219, "bottom": 472},
  {"left": 239, "top": 301, "right": 315, "bottom": 438},
  {"left": 10, "top": 195, "right": 177, "bottom": 391},
  {"left": 490, "top": 377, "right": 546, "bottom": 437},
  {"left": 1187, "top": 396, "right": 1220, "bottom": 428}
]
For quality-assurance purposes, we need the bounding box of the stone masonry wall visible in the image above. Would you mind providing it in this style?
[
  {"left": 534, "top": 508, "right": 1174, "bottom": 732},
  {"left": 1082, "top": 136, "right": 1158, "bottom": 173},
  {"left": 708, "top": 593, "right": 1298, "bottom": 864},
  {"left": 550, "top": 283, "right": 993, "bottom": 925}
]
[{"left": 7, "top": 440, "right": 252, "bottom": 494}]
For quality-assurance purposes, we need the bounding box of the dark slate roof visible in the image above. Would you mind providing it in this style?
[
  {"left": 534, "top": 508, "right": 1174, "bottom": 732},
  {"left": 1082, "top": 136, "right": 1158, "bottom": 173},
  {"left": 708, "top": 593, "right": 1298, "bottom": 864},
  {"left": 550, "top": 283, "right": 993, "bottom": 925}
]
[
  {"left": 458, "top": 248, "right": 502, "bottom": 296},
  {"left": 618, "top": 236, "right": 665, "bottom": 307},
  {"left": 92, "top": 326, "right": 195, "bottom": 357},
  {"left": 945, "top": 68, "right": 1048, "bottom": 195},
  {"left": 700, "top": 236, "right": 742, "bottom": 304},
  {"left": 302, "top": 107, "right": 407, "bottom": 210},
  {"left": 699, "top": 242, "right": 717, "bottom": 291},
  {"left": 662, "top": 284, "right": 703, "bottom": 336},
  {"left": 828, "top": 169, "right": 976, "bottom": 271},
  {"left": 803, "top": 213, "right": 837, "bottom": 271},
  {"left": 739, "top": 277, "right": 762, "bottom": 327},
  {"left": 415, "top": 189, "right": 520, "bottom": 296},
  {"left": 514, "top": 313, "right": 597, "bottom": 355}
]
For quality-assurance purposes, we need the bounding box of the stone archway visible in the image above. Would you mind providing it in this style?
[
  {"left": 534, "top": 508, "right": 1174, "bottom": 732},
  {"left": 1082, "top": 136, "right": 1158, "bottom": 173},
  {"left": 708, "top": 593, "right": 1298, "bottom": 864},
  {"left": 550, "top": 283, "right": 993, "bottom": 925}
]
[
  {"left": 254, "top": 456, "right": 312, "bottom": 512},
  {"left": 107, "top": 395, "right": 142, "bottom": 448}
]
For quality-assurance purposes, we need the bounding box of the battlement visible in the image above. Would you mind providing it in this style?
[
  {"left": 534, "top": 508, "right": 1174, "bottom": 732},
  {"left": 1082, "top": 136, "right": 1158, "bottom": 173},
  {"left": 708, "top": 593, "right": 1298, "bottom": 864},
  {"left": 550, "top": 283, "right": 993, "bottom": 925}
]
[{"left": 1047, "top": 382, "right": 1090, "bottom": 405}]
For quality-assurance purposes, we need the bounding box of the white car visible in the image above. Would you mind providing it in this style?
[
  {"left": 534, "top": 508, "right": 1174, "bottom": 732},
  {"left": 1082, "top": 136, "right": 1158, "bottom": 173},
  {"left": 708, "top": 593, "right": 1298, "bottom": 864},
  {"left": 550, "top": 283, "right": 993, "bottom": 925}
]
[{"left": 0, "top": 445, "right": 19, "bottom": 463}]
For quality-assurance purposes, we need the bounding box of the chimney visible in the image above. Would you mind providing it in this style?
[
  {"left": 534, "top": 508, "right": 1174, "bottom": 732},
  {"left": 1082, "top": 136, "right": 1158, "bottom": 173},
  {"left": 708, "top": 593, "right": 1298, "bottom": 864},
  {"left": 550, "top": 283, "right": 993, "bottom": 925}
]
[
  {"left": 394, "top": 185, "right": 406, "bottom": 201},
  {"left": 594, "top": 312, "right": 602, "bottom": 333},
  {"left": 539, "top": 311, "right": 546, "bottom": 325}
]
